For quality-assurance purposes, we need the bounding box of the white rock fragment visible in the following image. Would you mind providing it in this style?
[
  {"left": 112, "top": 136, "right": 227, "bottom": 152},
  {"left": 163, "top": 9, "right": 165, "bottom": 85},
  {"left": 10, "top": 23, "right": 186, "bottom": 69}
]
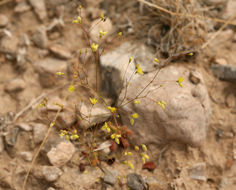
[
  {"left": 189, "top": 163, "right": 206, "bottom": 181},
  {"left": 20, "top": 151, "right": 33, "bottom": 162},
  {"left": 16, "top": 123, "right": 32, "bottom": 132},
  {"left": 47, "top": 141, "right": 75, "bottom": 167},
  {"left": 33, "top": 123, "right": 48, "bottom": 144}
]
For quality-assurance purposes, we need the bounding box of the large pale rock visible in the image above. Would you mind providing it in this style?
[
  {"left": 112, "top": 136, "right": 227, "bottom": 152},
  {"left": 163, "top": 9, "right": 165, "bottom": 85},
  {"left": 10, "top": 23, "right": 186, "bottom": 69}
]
[
  {"left": 47, "top": 141, "right": 75, "bottom": 167},
  {"left": 100, "top": 43, "right": 211, "bottom": 146}
]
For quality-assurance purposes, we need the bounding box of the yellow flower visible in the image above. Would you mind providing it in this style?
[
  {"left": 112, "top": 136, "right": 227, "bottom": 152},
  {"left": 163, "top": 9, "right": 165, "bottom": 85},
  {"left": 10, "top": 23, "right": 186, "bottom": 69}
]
[
  {"left": 107, "top": 106, "right": 117, "bottom": 113},
  {"left": 131, "top": 113, "right": 138, "bottom": 119},
  {"left": 70, "top": 134, "right": 79, "bottom": 140},
  {"left": 177, "top": 76, "right": 184, "bottom": 87},
  {"left": 140, "top": 153, "right": 150, "bottom": 163},
  {"left": 99, "top": 29, "right": 108, "bottom": 38},
  {"left": 101, "top": 122, "right": 111, "bottom": 133},
  {"left": 111, "top": 133, "right": 121, "bottom": 144},
  {"left": 59, "top": 130, "right": 68, "bottom": 137},
  {"left": 134, "top": 100, "right": 140, "bottom": 104},
  {"left": 100, "top": 13, "right": 105, "bottom": 21},
  {"left": 72, "top": 16, "right": 82, "bottom": 24},
  {"left": 117, "top": 32, "right": 122, "bottom": 36},
  {"left": 78, "top": 5, "right": 82, "bottom": 9},
  {"left": 50, "top": 122, "right": 55, "bottom": 128},
  {"left": 188, "top": 52, "right": 193, "bottom": 56},
  {"left": 123, "top": 160, "right": 134, "bottom": 170},
  {"left": 157, "top": 101, "right": 167, "bottom": 110},
  {"left": 141, "top": 144, "right": 147, "bottom": 152},
  {"left": 68, "top": 85, "right": 75, "bottom": 92},
  {"left": 154, "top": 58, "right": 160, "bottom": 63},
  {"left": 130, "top": 118, "right": 134, "bottom": 126},
  {"left": 56, "top": 72, "right": 64, "bottom": 76},
  {"left": 37, "top": 98, "right": 48, "bottom": 108},
  {"left": 136, "top": 64, "right": 143, "bottom": 75},
  {"left": 129, "top": 56, "right": 133, "bottom": 63},
  {"left": 124, "top": 152, "right": 133, "bottom": 156},
  {"left": 90, "top": 97, "right": 98, "bottom": 105},
  {"left": 134, "top": 146, "right": 139, "bottom": 151},
  {"left": 53, "top": 102, "right": 64, "bottom": 109},
  {"left": 91, "top": 43, "right": 99, "bottom": 52}
]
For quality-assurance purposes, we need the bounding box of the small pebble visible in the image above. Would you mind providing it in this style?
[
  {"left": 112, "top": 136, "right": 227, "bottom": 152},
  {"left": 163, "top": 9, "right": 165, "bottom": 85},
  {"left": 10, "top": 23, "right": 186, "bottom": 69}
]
[
  {"left": 104, "top": 170, "right": 118, "bottom": 186},
  {"left": 4, "top": 79, "right": 26, "bottom": 93},
  {"left": 0, "top": 14, "right": 9, "bottom": 27},
  {"left": 20, "top": 151, "right": 33, "bottom": 162}
]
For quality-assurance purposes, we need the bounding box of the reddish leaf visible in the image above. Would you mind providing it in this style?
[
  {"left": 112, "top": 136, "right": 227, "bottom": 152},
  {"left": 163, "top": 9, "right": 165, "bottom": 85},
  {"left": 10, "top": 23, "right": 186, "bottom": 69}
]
[
  {"left": 121, "top": 126, "right": 134, "bottom": 138},
  {"left": 120, "top": 137, "right": 130, "bottom": 149},
  {"left": 142, "top": 161, "right": 157, "bottom": 171},
  {"left": 79, "top": 163, "right": 86, "bottom": 172},
  {"left": 81, "top": 151, "right": 89, "bottom": 156},
  {"left": 109, "top": 140, "right": 117, "bottom": 151}
]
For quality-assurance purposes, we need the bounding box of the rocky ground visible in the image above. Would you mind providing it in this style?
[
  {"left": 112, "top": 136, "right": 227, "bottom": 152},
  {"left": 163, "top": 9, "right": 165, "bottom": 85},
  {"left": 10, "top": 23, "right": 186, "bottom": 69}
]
[{"left": 0, "top": 0, "right": 236, "bottom": 190}]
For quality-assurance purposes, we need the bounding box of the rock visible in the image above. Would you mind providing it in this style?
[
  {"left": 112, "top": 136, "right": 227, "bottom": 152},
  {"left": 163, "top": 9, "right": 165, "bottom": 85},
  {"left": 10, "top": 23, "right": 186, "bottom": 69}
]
[
  {"left": 214, "top": 58, "right": 228, "bottom": 66},
  {"left": 20, "top": 151, "right": 33, "bottom": 161},
  {"left": 224, "top": 0, "right": 236, "bottom": 21},
  {"left": 47, "top": 188, "right": 56, "bottom": 190},
  {"left": 101, "top": 43, "right": 211, "bottom": 146},
  {"left": 127, "top": 173, "right": 148, "bottom": 190},
  {"left": 34, "top": 166, "right": 62, "bottom": 182},
  {"left": 0, "top": 36, "right": 18, "bottom": 53},
  {"left": 4, "top": 79, "right": 26, "bottom": 93},
  {"left": 34, "top": 58, "right": 67, "bottom": 88},
  {"left": 0, "top": 166, "right": 12, "bottom": 189},
  {"left": 189, "top": 70, "right": 201, "bottom": 85},
  {"left": 32, "top": 26, "right": 48, "bottom": 49},
  {"left": 0, "top": 136, "right": 4, "bottom": 153},
  {"left": 57, "top": 108, "right": 77, "bottom": 129},
  {"left": 16, "top": 122, "right": 32, "bottom": 132},
  {"left": 188, "top": 162, "right": 206, "bottom": 181},
  {"left": 49, "top": 44, "right": 72, "bottom": 59},
  {"left": 89, "top": 18, "right": 113, "bottom": 43},
  {"left": 0, "top": 14, "right": 9, "bottom": 27},
  {"left": 33, "top": 123, "right": 48, "bottom": 144},
  {"left": 100, "top": 42, "right": 155, "bottom": 99},
  {"left": 14, "top": 2, "right": 31, "bottom": 13},
  {"left": 225, "top": 93, "right": 235, "bottom": 108},
  {"left": 47, "top": 141, "right": 75, "bottom": 167},
  {"left": 211, "top": 64, "right": 236, "bottom": 82},
  {"left": 78, "top": 103, "right": 112, "bottom": 129},
  {"left": 46, "top": 18, "right": 65, "bottom": 32},
  {"left": 29, "top": 0, "right": 47, "bottom": 21},
  {"left": 233, "top": 33, "right": 236, "bottom": 43},
  {"left": 104, "top": 170, "right": 118, "bottom": 186},
  {"left": 233, "top": 142, "right": 236, "bottom": 160},
  {"left": 4, "top": 126, "right": 20, "bottom": 146}
]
